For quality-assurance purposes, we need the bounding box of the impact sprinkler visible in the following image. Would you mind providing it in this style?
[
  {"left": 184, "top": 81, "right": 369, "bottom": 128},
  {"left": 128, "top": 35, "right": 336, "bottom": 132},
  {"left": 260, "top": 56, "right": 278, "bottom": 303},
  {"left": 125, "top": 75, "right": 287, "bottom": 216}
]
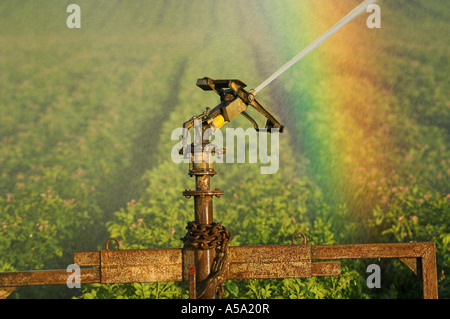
[{"left": 179, "top": 77, "right": 284, "bottom": 298}]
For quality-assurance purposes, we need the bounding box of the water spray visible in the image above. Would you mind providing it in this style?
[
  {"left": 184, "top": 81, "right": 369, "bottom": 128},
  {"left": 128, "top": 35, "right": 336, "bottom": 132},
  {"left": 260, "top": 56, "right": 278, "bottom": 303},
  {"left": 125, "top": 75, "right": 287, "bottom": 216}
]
[{"left": 251, "top": 0, "right": 378, "bottom": 98}]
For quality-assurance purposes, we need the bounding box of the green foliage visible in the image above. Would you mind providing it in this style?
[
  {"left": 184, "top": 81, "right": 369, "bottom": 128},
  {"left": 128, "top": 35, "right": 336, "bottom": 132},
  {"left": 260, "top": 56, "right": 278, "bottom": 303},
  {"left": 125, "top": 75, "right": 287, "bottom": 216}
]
[
  {"left": 0, "top": 179, "right": 101, "bottom": 272},
  {"left": 0, "top": 0, "right": 448, "bottom": 299},
  {"left": 218, "top": 266, "right": 370, "bottom": 300},
  {"left": 82, "top": 282, "right": 188, "bottom": 299}
]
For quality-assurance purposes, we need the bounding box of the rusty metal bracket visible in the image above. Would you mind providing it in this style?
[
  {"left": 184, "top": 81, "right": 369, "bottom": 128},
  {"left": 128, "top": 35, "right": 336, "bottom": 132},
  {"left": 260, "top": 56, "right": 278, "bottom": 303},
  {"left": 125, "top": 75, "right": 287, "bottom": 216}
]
[{"left": 311, "top": 242, "right": 439, "bottom": 299}]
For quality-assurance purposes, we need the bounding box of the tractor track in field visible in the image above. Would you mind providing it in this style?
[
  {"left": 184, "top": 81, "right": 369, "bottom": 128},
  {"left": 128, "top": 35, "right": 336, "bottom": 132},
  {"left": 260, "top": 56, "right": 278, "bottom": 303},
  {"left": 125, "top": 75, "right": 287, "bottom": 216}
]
[{"left": 97, "top": 58, "right": 188, "bottom": 223}]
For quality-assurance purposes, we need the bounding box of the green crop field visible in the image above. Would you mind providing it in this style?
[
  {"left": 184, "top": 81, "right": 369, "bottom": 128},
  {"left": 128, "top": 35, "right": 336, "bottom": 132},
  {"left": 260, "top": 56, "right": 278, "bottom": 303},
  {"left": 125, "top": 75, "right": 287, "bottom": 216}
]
[{"left": 0, "top": 0, "right": 448, "bottom": 299}]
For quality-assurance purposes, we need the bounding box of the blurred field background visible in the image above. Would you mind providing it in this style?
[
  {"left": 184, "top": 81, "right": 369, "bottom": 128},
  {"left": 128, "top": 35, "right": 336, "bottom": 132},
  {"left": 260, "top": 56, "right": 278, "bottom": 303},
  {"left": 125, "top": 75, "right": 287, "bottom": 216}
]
[{"left": 0, "top": 0, "right": 448, "bottom": 298}]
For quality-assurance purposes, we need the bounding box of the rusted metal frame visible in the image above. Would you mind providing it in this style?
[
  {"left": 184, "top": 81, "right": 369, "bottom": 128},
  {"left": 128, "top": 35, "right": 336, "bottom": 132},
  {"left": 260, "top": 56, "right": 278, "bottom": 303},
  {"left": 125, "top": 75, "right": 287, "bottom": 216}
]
[
  {"left": 0, "top": 242, "right": 437, "bottom": 298},
  {"left": 311, "top": 242, "right": 438, "bottom": 299}
]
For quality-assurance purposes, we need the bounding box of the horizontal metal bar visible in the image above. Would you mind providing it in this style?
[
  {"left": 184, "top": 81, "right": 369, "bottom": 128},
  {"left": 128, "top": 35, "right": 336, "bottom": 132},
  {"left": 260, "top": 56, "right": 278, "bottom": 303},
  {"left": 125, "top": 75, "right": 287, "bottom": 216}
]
[
  {"left": 100, "top": 248, "right": 183, "bottom": 284},
  {"left": 0, "top": 269, "right": 100, "bottom": 287},
  {"left": 311, "top": 261, "right": 341, "bottom": 277},
  {"left": 311, "top": 243, "right": 433, "bottom": 260},
  {"left": 226, "top": 245, "right": 311, "bottom": 280},
  {"left": 74, "top": 251, "right": 100, "bottom": 267},
  {"left": 230, "top": 245, "right": 311, "bottom": 262}
]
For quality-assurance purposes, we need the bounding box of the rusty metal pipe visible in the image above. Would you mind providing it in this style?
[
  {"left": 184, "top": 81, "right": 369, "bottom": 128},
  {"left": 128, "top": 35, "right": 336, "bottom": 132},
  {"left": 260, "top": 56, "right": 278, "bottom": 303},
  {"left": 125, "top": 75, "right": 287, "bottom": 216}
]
[
  {"left": 182, "top": 145, "right": 221, "bottom": 299},
  {"left": 193, "top": 173, "right": 215, "bottom": 298}
]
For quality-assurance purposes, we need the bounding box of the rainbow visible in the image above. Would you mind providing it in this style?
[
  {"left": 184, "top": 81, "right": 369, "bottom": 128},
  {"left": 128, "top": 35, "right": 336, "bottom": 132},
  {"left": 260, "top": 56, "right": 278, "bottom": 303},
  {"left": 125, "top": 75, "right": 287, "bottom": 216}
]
[{"left": 270, "top": 1, "right": 391, "bottom": 214}]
